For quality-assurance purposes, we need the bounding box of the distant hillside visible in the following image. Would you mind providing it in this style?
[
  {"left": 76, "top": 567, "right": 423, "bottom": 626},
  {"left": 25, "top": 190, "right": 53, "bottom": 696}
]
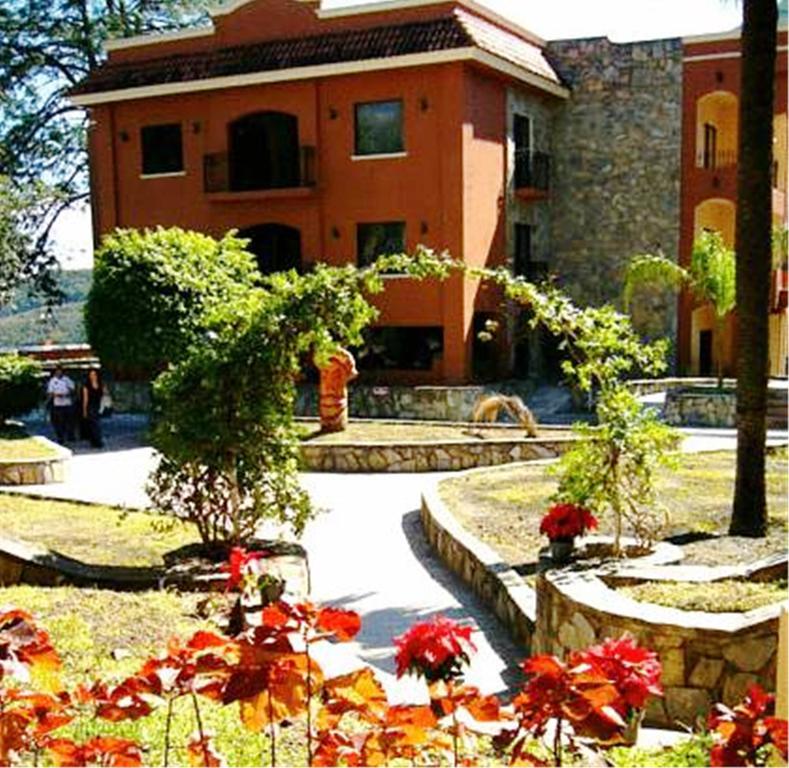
[
  {"left": 0, "top": 269, "right": 92, "bottom": 318},
  {"left": 0, "top": 270, "right": 91, "bottom": 348}
]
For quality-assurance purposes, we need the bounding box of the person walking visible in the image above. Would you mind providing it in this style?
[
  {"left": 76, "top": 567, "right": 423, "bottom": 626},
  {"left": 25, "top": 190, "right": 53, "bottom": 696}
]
[
  {"left": 46, "top": 365, "right": 76, "bottom": 443},
  {"left": 81, "top": 368, "right": 104, "bottom": 448}
]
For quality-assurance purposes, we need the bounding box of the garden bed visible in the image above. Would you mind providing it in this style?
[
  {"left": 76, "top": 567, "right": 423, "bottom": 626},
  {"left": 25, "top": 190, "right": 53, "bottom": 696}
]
[
  {"left": 438, "top": 449, "right": 788, "bottom": 577},
  {"left": 298, "top": 419, "right": 576, "bottom": 472}
]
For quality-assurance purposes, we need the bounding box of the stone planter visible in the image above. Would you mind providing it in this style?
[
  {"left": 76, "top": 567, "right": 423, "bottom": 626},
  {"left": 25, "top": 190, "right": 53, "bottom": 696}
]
[
  {"left": 0, "top": 437, "right": 71, "bottom": 485},
  {"left": 663, "top": 387, "right": 736, "bottom": 428}
]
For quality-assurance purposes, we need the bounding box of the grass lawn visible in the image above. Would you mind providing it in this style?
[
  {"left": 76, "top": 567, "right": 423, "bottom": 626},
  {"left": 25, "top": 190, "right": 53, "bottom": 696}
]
[
  {"left": 618, "top": 579, "right": 788, "bottom": 613},
  {"left": 298, "top": 420, "right": 570, "bottom": 443},
  {"left": 439, "top": 449, "right": 788, "bottom": 573},
  {"left": 0, "top": 494, "right": 199, "bottom": 566}
]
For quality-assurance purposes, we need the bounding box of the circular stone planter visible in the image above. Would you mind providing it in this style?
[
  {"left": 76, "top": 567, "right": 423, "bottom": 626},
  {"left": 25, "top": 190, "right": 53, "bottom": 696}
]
[
  {"left": 533, "top": 553, "right": 787, "bottom": 730},
  {"left": 300, "top": 420, "right": 578, "bottom": 473},
  {"left": 663, "top": 387, "right": 737, "bottom": 428},
  {"left": 0, "top": 437, "right": 71, "bottom": 485}
]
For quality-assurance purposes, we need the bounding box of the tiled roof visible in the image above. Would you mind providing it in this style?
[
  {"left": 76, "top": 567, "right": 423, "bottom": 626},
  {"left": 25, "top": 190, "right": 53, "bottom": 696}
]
[
  {"left": 456, "top": 9, "right": 561, "bottom": 84},
  {"left": 72, "top": 17, "right": 473, "bottom": 96},
  {"left": 71, "top": 11, "right": 562, "bottom": 98}
]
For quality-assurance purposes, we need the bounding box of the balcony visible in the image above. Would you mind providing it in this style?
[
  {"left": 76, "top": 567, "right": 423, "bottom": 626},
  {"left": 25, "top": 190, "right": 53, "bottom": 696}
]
[
  {"left": 696, "top": 148, "right": 737, "bottom": 170},
  {"left": 204, "top": 145, "right": 317, "bottom": 196},
  {"left": 514, "top": 150, "right": 550, "bottom": 198}
]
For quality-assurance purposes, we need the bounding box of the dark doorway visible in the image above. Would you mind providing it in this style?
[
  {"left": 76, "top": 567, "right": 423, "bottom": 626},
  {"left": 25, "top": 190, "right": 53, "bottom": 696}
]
[
  {"left": 472, "top": 312, "right": 500, "bottom": 382},
  {"left": 699, "top": 329, "right": 714, "bottom": 376},
  {"left": 229, "top": 112, "right": 299, "bottom": 191},
  {"left": 240, "top": 224, "right": 302, "bottom": 274}
]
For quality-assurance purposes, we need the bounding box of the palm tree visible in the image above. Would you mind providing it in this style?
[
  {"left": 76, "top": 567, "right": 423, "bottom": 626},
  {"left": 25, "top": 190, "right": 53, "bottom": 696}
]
[
  {"left": 624, "top": 230, "right": 736, "bottom": 388},
  {"left": 729, "top": 0, "right": 779, "bottom": 538}
]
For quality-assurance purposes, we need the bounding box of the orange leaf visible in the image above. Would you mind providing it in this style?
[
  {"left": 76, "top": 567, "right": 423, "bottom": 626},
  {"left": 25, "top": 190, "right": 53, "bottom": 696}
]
[
  {"left": 315, "top": 609, "right": 361, "bottom": 642},
  {"left": 187, "top": 735, "right": 226, "bottom": 766}
]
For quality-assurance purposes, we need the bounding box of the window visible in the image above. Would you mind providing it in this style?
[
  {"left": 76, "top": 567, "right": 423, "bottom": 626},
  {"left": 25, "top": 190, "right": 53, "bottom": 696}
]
[
  {"left": 703, "top": 123, "right": 718, "bottom": 170},
  {"left": 514, "top": 223, "right": 533, "bottom": 278},
  {"left": 354, "top": 100, "right": 404, "bottom": 156},
  {"left": 141, "top": 123, "right": 183, "bottom": 175},
  {"left": 357, "top": 221, "right": 406, "bottom": 267},
  {"left": 358, "top": 326, "right": 443, "bottom": 371}
]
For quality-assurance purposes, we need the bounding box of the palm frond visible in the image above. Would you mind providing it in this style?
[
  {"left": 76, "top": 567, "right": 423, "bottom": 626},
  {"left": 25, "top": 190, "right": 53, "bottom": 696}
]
[{"left": 691, "top": 230, "right": 736, "bottom": 319}]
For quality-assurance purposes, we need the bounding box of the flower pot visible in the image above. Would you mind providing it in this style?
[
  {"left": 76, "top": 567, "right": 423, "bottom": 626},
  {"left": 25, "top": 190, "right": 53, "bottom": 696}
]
[
  {"left": 550, "top": 538, "right": 575, "bottom": 564},
  {"left": 622, "top": 708, "right": 644, "bottom": 746}
]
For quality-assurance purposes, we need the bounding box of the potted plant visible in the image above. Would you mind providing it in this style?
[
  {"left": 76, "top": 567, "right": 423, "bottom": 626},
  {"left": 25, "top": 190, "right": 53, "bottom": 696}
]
[{"left": 539, "top": 503, "right": 598, "bottom": 563}]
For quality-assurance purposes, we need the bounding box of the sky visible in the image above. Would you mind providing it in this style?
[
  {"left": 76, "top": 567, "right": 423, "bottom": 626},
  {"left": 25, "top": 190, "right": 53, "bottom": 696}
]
[{"left": 54, "top": 0, "right": 743, "bottom": 270}]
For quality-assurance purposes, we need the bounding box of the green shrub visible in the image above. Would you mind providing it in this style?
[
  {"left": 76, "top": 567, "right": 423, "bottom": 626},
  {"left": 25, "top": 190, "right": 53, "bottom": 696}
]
[
  {"left": 85, "top": 228, "right": 261, "bottom": 375},
  {"left": 0, "top": 353, "right": 42, "bottom": 421}
]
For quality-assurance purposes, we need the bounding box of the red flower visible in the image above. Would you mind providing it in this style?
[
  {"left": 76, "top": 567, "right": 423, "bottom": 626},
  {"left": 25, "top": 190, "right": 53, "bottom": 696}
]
[
  {"left": 571, "top": 634, "right": 662, "bottom": 715},
  {"left": 394, "top": 616, "right": 476, "bottom": 683},
  {"left": 539, "top": 504, "right": 598, "bottom": 541},
  {"left": 709, "top": 684, "right": 788, "bottom": 767},
  {"left": 224, "top": 547, "right": 270, "bottom": 590}
]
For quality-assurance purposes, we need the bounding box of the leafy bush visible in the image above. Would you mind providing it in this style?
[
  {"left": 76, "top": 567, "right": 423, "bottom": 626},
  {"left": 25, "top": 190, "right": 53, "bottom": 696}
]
[
  {"left": 551, "top": 387, "right": 679, "bottom": 554},
  {"left": 0, "top": 353, "right": 41, "bottom": 421},
  {"left": 85, "top": 228, "right": 261, "bottom": 375}
]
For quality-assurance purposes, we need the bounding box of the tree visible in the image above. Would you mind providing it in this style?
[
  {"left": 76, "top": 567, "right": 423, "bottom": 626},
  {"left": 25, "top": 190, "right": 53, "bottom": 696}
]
[
  {"left": 729, "top": 0, "right": 778, "bottom": 538},
  {"left": 623, "top": 230, "right": 736, "bottom": 388},
  {"left": 0, "top": 177, "right": 62, "bottom": 308},
  {"left": 0, "top": 0, "right": 210, "bottom": 295},
  {"left": 85, "top": 228, "right": 261, "bottom": 376}
]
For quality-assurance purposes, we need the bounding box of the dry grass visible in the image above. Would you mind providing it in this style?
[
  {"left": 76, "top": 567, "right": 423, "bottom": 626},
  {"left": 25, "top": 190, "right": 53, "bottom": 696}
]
[
  {"left": 438, "top": 449, "right": 788, "bottom": 572},
  {"left": 0, "top": 494, "right": 199, "bottom": 566},
  {"left": 618, "top": 579, "right": 788, "bottom": 613},
  {"left": 298, "top": 420, "right": 570, "bottom": 444}
]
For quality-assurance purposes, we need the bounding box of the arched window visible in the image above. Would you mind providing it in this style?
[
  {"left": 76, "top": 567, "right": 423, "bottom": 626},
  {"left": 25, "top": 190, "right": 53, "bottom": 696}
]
[
  {"left": 239, "top": 224, "right": 302, "bottom": 275},
  {"left": 229, "top": 112, "right": 299, "bottom": 191}
]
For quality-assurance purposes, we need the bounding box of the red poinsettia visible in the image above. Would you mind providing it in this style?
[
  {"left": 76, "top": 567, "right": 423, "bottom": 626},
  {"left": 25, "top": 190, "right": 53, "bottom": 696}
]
[
  {"left": 394, "top": 616, "right": 476, "bottom": 683},
  {"left": 224, "top": 546, "right": 270, "bottom": 590},
  {"left": 708, "top": 684, "right": 788, "bottom": 767},
  {"left": 570, "top": 634, "right": 662, "bottom": 715},
  {"left": 539, "top": 504, "right": 598, "bottom": 541}
]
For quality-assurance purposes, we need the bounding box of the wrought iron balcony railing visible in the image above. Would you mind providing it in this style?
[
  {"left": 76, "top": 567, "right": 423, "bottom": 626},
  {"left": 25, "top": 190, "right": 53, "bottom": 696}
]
[
  {"left": 515, "top": 150, "right": 550, "bottom": 191},
  {"left": 204, "top": 146, "right": 316, "bottom": 193}
]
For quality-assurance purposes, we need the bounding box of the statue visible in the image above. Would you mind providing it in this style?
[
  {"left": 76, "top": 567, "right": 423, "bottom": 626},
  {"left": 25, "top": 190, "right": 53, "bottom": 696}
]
[{"left": 318, "top": 348, "right": 358, "bottom": 432}]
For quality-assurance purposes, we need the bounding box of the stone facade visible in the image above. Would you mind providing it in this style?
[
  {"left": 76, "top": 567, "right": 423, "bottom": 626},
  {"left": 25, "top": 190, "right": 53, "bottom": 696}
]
[
  {"left": 546, "top": 37, "right": 683, "bottom": 343},
  {"left": 534, "top": 569, "right": 782, "bottom": 728},
  {"left": 0, "top": 439, "right": 70, "bottom": 485},
  {"left": 301, "top": 433, "right": 576, "bottom": 473}
]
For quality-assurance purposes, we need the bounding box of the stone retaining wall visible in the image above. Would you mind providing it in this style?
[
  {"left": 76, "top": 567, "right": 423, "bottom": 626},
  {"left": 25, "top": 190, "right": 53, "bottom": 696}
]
[
  {"left": 420, "top": 482, "right": 537, "bottom": 648},
  {"left": 0, "top": 438, "right": 70, "bottom": 485},
  {"left": 302, "top": 434, "right": 576, "bottom": 473},
  {"left": 296, "top": 381, "right": 534, "bottom": 422},
  {"left": 534, "top": 569, "right": 781, "bottom": 729},
  {"left": 663, "top": 388, "right": 736, "bottom": 428}
]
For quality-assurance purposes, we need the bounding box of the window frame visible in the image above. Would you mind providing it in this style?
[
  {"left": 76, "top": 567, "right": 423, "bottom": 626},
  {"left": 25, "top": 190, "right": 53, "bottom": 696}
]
[
  {"left": 354, "top": 100, "right": 405, "bottom": 157},
  {"left": 356, "top": 221, "right": 407, "bottom": 269},
  {"left": 140, "top": 123, "right": 184, "bottom": 177}
]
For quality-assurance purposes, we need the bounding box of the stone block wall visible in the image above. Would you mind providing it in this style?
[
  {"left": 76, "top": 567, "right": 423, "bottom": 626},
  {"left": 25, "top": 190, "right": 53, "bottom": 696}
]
[
  {"left": 534, "top": 571, "right": 780, "bottom": 729},
  {"left": 663, "top": 388, "right": 737, "bottom": 427},
  {"left": 546, "top": 37, "right": 683, "bottom": 344}
]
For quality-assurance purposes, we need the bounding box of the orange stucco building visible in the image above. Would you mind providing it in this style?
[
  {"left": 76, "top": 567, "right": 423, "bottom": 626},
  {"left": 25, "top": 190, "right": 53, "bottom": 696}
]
[
  {"left": 679, "top": 21, "right": 788, "bottom": 377},
  {"left": 73, "top": 0, "right": 570, "bottom": 384},
  {"left": 72, "top": 0, "right": 789, "bottom": 384}
]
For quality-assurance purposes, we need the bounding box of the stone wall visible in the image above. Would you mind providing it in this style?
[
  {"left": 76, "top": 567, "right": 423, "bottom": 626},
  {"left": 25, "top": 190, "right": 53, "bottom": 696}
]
[
  {"left": 296, "top": 381, "right": 533, "bottom": 421},
  {"left": 534, "top": 569, "right": 781, "bottom": 728},
  {"left": 0, "top": 439, "right": 70, "bottom": 485},
  {"left": 546, "top": 37, "right": 683, "bottom": 343},
  {"left": 663, "top": 388, "right": 737, "bottom": 428},
  {"left": 301, "top": 433, "right": 576, "bottom": 473}
]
